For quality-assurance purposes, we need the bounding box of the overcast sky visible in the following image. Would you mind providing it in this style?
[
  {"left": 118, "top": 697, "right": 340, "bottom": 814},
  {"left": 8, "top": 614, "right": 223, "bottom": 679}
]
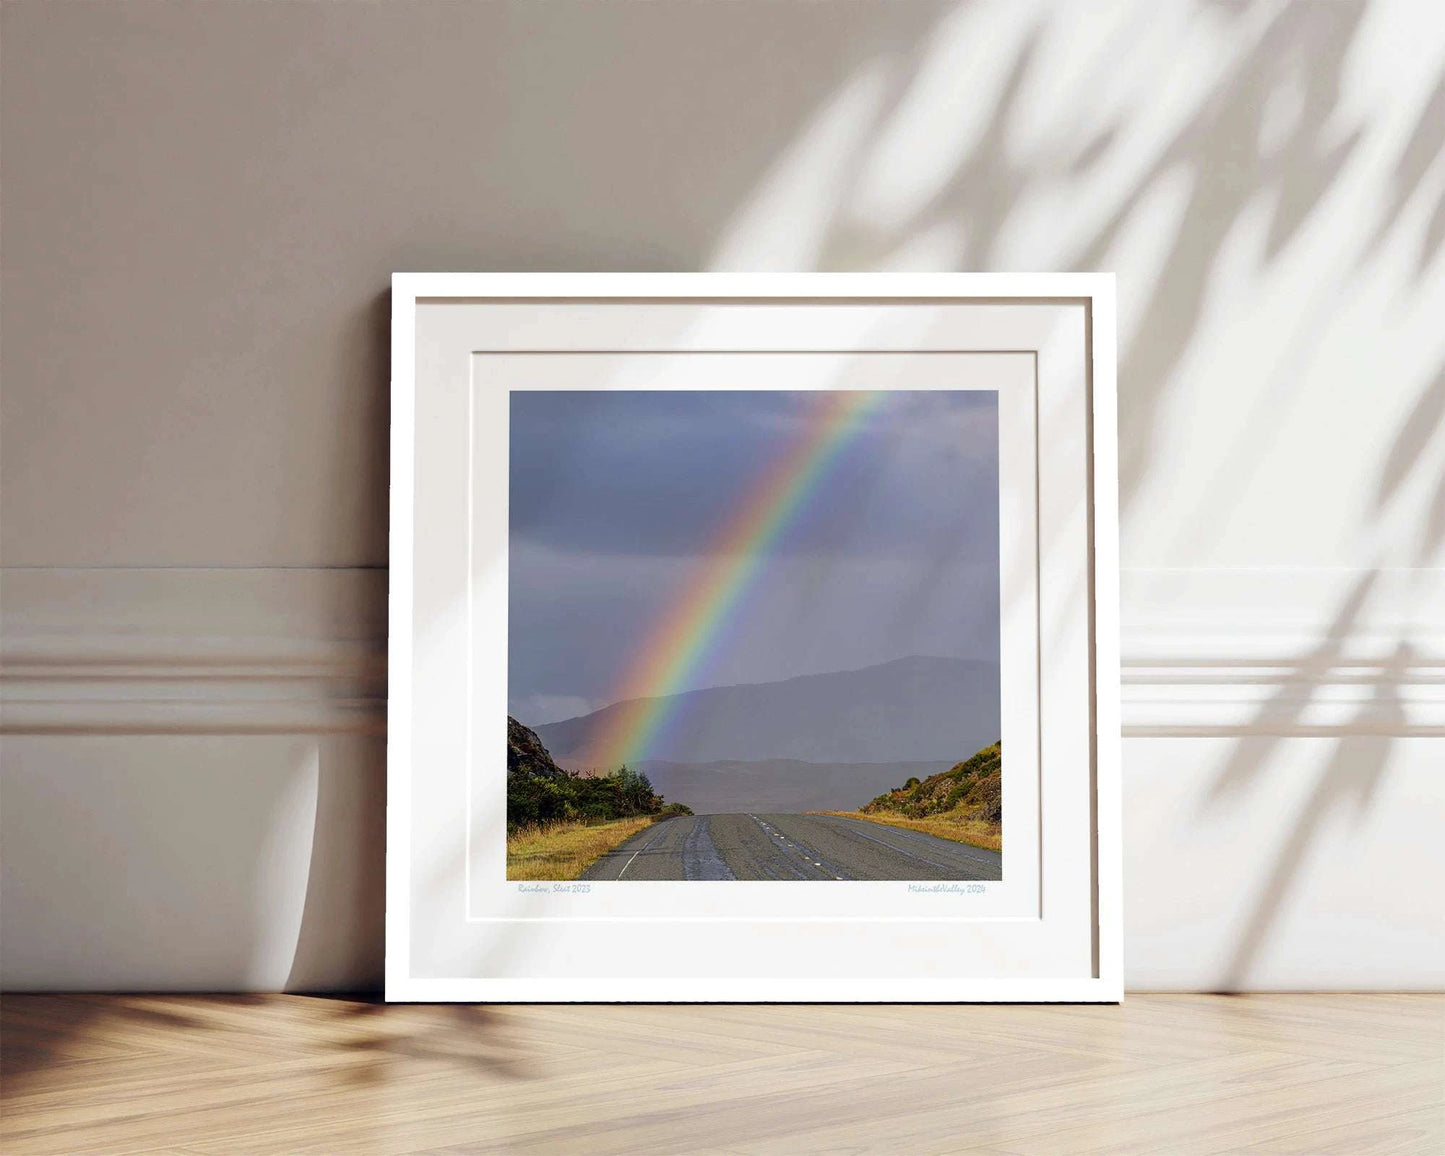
[{"left": 508, "top": 390, "right": 999, "bottom": 725}]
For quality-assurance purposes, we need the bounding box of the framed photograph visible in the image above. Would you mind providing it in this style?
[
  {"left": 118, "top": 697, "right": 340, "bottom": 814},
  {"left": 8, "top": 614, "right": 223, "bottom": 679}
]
[{"left": 387, "top": 274, "right": 1120, "bottom": 1002}]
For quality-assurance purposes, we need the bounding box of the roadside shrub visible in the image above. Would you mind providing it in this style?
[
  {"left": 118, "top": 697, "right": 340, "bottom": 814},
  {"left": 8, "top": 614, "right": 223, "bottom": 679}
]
[
  {"left": 506, "top": 762, "right": 668, "bottom": 833},
  {"left": 506, "top": 715, "right": 688, "bottom": 832}
]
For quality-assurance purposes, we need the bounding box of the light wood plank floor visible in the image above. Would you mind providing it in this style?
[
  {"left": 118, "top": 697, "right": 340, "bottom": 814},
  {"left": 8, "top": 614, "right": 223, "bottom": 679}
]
[{"left": 1, "top": 994, "right": 1440, "bottom": 1154}]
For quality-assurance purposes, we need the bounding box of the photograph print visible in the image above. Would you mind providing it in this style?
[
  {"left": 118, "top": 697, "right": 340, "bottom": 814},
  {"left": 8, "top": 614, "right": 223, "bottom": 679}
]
[{"left": 506, "top": 389, "right": 1002, "bottom": 882}]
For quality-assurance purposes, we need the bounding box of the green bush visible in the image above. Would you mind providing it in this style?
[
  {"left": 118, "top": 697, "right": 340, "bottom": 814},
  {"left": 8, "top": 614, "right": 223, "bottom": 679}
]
[
  {"left": 506, "top": 716, "right": 692, "bottom": 831},
  {"left": 506, "top": 762, "right": 669, "bottom": 832}
]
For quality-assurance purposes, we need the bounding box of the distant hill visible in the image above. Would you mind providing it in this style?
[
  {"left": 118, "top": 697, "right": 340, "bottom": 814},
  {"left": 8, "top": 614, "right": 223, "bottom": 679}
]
[
  {"left": 638, "top": 758, "right": 952, "bottom": 815},
  {"left": 535, "top": 655, "right": 999, "bottom": 767}
]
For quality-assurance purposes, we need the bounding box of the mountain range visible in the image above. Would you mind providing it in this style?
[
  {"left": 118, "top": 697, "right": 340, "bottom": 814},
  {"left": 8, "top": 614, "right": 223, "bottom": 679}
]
[{"left": 535, "top": 655, "right": 999, "bottom": 768}]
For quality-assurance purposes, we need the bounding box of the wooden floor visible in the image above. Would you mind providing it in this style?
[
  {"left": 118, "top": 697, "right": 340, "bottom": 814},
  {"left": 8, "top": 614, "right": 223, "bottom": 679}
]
[{"left": 1, "top": 995, "right": 1440, "bottom": 1154}]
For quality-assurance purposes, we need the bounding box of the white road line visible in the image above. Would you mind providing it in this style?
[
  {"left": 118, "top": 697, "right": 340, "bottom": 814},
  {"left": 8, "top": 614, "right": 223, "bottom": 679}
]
[
  {"left": 616, "top": 822, "right": 671, "bottom": 879},
  {"left": 616, "top": 847, "right": 644, "bottom": 879},
  {"left": 749, "top": 814, "right": 844, "bottom": 880}
]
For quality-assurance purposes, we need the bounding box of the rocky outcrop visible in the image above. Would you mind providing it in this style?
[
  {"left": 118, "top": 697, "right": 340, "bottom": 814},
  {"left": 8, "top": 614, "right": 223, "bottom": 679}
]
[{"left": 507, "top": 716, "right": 567, "bottom": 780}]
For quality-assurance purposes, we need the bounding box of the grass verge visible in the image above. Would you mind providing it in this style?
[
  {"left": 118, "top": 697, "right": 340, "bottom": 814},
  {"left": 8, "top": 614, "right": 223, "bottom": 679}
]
[
  {"left": 814, "top": 810, "right": 1001, "bottom": 854},
  {"left": 506, "top": 814, "right": 659, "bottom": 881}
]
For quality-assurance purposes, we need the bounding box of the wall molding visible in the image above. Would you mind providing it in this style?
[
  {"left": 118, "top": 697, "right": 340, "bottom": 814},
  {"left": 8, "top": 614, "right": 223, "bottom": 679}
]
[
  {"left": 1, "top": 568, "right": 387, "bottom": 735},
  {"left": 1119, "top": 659, "right": 1445, "bottom": 736},
  {"left": 4, "top": 565, "right": 1441, "bottom": 737},
  {"left": 1118, "top": 566, "right": 1445, "bottom": 736}
]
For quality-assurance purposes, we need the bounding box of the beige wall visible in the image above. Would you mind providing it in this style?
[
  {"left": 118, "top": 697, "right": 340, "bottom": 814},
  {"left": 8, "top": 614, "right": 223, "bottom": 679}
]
[{"left": 3, "top": 0, "right": 1442, "bottom": 990}]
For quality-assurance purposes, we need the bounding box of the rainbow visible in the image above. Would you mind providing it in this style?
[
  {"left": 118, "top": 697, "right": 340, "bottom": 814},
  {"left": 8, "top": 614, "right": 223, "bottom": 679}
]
[{"left": 585, "top": 390, "right": 887, "bottom": 769}]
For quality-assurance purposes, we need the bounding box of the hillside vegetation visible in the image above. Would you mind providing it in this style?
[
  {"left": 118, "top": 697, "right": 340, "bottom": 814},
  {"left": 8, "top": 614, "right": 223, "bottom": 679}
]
[
  {"left": 506, "top": 716, "right": 691, "bottom": 879},
  {"left": 862, "top": 741, "right": 1001, "bottom": 823},
  {"left": 819, "top": 741, "right": 1002, "bottom": 852},
  {"left": 507, "top": 715, "right": 691, "bottom": 831}
]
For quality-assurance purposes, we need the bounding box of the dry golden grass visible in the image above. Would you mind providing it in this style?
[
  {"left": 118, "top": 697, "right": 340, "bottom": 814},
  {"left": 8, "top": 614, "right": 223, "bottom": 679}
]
[
  {"left": 506, "top": 814, "right": 659, "bottom": 881},
  {"left": 816, "top": 810, "right": 1002, "bottom": 853}
]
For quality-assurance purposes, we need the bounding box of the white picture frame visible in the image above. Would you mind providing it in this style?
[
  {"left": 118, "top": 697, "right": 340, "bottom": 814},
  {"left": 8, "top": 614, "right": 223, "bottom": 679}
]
[{"left": 387, "top": 273, "right": 1120, "bottom": 1003}]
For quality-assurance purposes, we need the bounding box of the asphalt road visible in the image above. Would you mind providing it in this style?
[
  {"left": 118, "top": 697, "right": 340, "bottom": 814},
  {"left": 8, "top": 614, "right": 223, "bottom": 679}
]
[{"left": 580, "top": 813, "right": 1002, "bottom": 881}]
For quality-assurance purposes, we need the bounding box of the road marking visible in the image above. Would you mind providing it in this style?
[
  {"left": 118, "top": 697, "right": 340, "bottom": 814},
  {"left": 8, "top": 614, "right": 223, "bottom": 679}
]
[
  {"left": 616, "top": 848, "right": 644, "bottom": 880},
  {"left": 616, "top": 821, "right": 672, "bottom": 879},
  {"left": 747, "top": 814, "right": 845, "bottom": 880}
]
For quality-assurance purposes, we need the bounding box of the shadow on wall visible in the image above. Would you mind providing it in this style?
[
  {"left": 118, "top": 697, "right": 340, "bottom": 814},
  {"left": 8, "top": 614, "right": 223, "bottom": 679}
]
[
  {"left": 709, "top": 0, "right": 1442, "bottom": 501},
  {"left": 1199, "top": 353, "right": 1445, "bottom": 989},
  {"left": 284, "top": 738, "right": 388, "bottom": 993},
  {"left": 703, "top": 0, "right": 1445, "bottom": 988},
  {"left": 0, "top": 732, "right": 385, "bottom": 993}
]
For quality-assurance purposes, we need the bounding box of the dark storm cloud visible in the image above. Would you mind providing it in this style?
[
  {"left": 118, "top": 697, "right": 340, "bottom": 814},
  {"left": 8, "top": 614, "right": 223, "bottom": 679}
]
[{"left": 509, "top": 390, "right": 998, "bottom": 561}]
